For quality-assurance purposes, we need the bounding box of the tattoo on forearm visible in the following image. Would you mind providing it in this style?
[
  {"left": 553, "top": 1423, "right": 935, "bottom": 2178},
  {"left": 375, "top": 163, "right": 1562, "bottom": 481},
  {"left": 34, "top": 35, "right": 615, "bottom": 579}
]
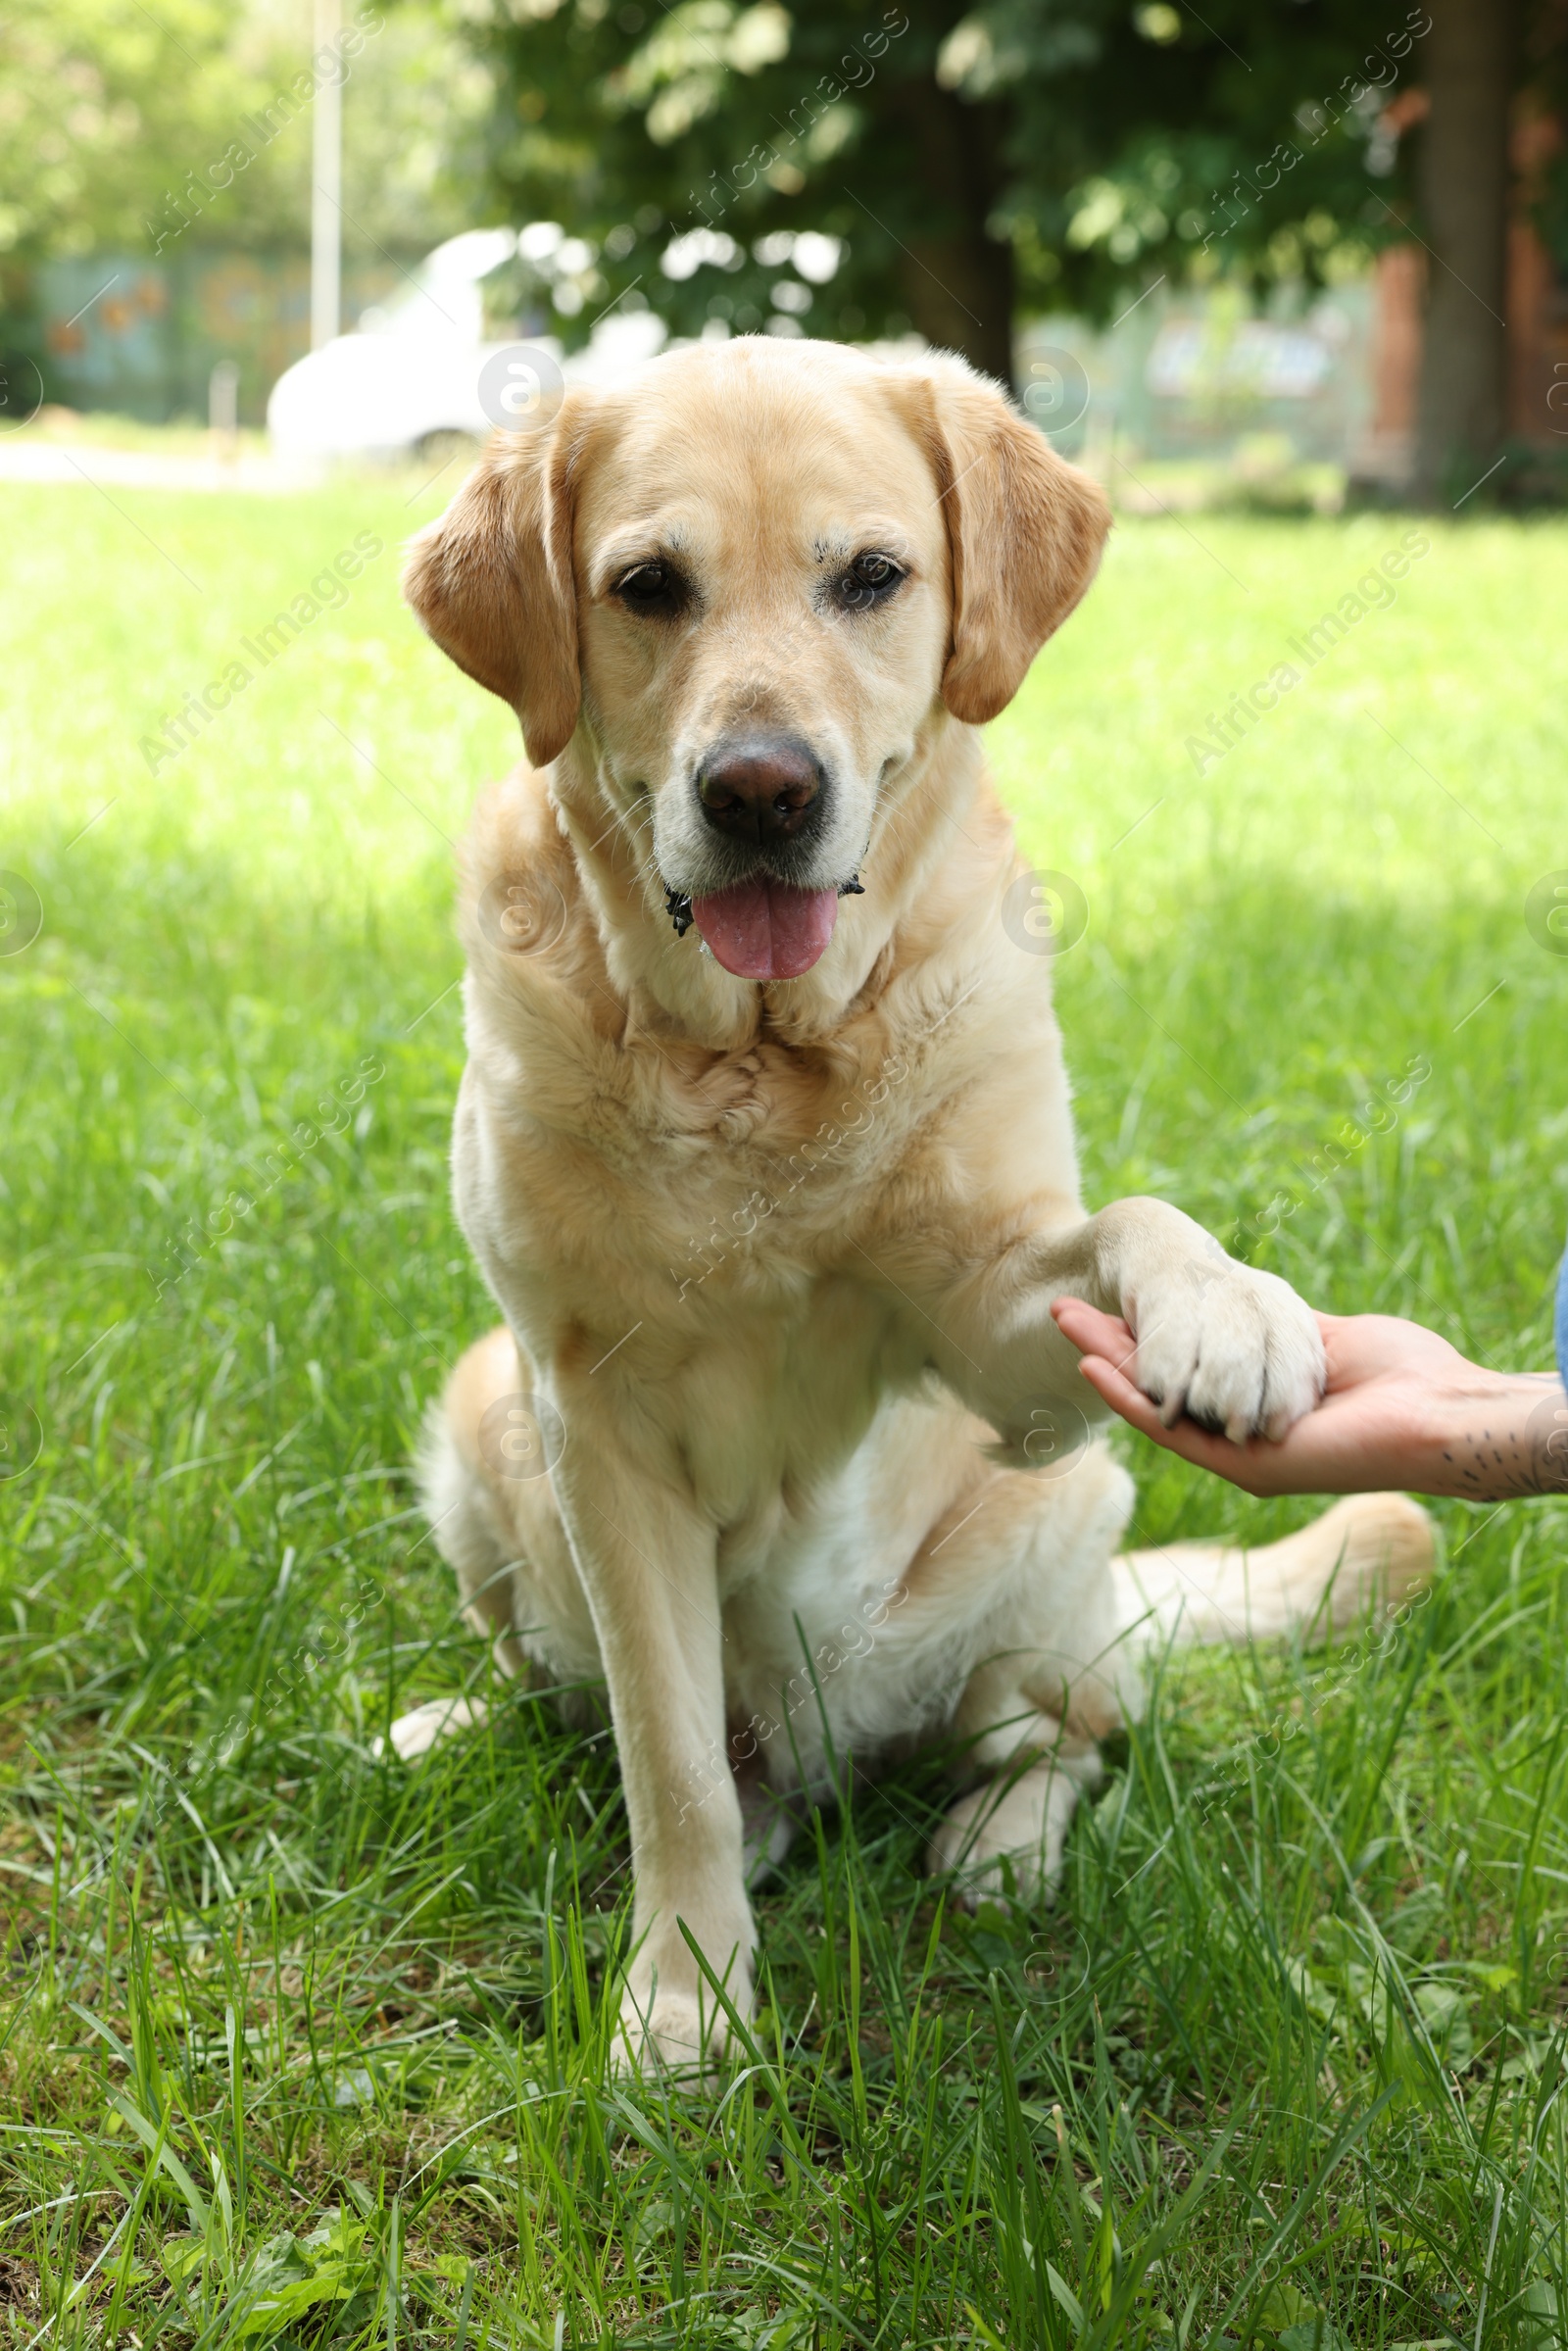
[{"left": 1442, "top": 1389, "right": 1568, "bottom": 1497}]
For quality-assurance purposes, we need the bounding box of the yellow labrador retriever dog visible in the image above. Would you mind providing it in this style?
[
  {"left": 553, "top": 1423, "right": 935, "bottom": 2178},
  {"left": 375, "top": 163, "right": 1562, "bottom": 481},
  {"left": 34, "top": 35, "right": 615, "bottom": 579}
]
[{"left": 395, "top": 336, "right": 1432, "bottom": 2071}]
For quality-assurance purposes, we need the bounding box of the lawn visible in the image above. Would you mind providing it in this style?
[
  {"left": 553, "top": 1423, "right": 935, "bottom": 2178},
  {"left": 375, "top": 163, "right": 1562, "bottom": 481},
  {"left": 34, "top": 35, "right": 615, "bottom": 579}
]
[{"left": 2, "top": 465, "right": 1567, "bottom": 2349}]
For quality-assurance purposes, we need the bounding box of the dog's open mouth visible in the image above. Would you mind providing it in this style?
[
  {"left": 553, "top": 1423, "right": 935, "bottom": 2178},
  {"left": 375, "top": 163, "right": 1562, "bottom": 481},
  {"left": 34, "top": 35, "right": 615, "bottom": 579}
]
[{"left": 689, "top": 879, "right": 840, "bottom": 981}]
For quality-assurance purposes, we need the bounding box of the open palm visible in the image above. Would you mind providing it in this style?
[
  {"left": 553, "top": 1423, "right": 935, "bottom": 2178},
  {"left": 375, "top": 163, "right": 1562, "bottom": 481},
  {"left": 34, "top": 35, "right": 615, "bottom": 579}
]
[{"left": 1052, "top": 1298, "right": 1568, "bottom": 1499}]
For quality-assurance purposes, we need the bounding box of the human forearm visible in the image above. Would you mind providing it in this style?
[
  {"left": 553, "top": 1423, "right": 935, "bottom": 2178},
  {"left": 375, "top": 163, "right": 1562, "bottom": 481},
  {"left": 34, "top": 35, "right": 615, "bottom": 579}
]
[{"left": 1413, "top": 1368, "right": 1568, "bottom": 1499}]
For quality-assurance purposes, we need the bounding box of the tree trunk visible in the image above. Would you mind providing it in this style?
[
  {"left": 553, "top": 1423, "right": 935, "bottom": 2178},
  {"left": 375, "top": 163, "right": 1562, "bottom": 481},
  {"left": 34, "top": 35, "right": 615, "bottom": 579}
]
[
  {"left": 899, "top": 230, "right": 1014, "bottom": 381},
  {"left": 884, "top": 83, "right": 1015, "bottom": 382},
  {"left": 1414, "top": 0, "right": 1516, "bottom": 500}
]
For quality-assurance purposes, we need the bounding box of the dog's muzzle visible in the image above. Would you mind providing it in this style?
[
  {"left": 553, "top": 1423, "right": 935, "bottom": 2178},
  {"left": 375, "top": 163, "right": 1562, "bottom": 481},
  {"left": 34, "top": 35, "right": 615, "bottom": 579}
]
[{"left": 674, "top": 730, "right": 852, "bottom": 982}]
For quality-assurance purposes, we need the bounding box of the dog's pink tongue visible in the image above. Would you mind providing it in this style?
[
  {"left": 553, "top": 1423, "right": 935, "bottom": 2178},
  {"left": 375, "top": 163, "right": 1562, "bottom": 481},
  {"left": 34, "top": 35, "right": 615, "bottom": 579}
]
[{"left": 690, "top": 880, "right": 839, "bottom": 980}]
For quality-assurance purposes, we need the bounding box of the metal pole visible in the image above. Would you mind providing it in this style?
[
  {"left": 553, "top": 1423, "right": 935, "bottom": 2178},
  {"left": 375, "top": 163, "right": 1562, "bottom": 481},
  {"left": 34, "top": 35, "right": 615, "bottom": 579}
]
[
  {"left": 311, "top": 0, "right": 342, "bottom": 349},
  {"left": 209, "top": 358, "right": 240, "bottom": 460}
]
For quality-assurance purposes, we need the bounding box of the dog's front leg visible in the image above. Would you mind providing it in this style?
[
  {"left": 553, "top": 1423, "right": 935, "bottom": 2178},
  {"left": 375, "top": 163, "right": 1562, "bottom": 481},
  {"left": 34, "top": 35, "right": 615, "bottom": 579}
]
[
  {"left": 910, "top": 1196, "right": 1326, "bottom": 1450},
  {"left": 550, "top": 1406, "right": 751, "bottom": 2075}
]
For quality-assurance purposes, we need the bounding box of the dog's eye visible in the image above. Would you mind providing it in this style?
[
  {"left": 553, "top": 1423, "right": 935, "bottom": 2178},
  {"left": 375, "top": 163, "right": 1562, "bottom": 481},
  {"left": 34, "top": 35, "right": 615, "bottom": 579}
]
[
  {"left": 836, "top": 552, "right": 906, "bottom": 611},
  {"left": 615, "top": 562, "right": 681, "bottom": 612}
]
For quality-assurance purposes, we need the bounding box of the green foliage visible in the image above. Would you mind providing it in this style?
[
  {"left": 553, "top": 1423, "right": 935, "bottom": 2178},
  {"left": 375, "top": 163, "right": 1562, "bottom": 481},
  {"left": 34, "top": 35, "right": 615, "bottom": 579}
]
[
  {"left": 459, "top": 0, "right": 1439, "bottom": 366},
  {"left": 2, "top": 474, "right": 1568, "bottom": 2340},
  {"left": 0, "top": 0, "right": 494, "bottom": 271},
  {"left": 0, "top": 0, "right": 274, "bottom": 263}
]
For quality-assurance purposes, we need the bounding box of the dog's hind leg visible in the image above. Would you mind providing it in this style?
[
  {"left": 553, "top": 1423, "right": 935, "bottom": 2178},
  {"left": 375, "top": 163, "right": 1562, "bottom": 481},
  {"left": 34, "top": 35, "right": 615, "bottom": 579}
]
[
  {"left": 906, "top": 1441, "right": 1140, "bottom": 1910},
  {"left": 388, "top": 1327, "right": 604, "bottom": 1763},
  {"left": 921, "top": 1471, "right": 1433, "bottom": 1909},
  {"left": 416, "top": 1327, "right": 537, "bottom": 1676},
  {"left": 928, "top": 1747, "right": 1102, "bottom": 1908},
  {"left": 1113, "top": 1491, "right": 1436, "bottom": 1652}
]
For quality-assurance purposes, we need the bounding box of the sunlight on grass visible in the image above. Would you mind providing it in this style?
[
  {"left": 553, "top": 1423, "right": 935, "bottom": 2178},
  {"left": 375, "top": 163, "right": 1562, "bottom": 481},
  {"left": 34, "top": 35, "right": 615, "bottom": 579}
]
[{"left": 2, "top": 473, "right": 1566, "bottom": 2347}]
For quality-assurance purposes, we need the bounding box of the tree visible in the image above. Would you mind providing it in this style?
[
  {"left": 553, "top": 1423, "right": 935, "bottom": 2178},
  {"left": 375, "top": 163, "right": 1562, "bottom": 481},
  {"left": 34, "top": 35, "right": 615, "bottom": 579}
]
[
  {"left": 0, "top": 0, "right": 282, "bottom": 266},
  {"left": 0, "top": 0, "right": 493, "bottom": 271},
  {"left": 1414, "top": 0, "right": 1515, "bottom": 496},
  {"left": 468, "top": 0, "right": 1568, "bottom": 500},
  {"left": 468, "top": 0, "right": 1433, "bottom": 380}
]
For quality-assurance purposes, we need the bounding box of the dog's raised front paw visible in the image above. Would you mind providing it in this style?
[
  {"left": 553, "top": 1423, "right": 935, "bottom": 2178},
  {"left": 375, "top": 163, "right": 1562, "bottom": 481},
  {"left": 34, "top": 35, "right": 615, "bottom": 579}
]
[{"left": 1130, "top": 1256, "right": 1325, "bottom": 1444}]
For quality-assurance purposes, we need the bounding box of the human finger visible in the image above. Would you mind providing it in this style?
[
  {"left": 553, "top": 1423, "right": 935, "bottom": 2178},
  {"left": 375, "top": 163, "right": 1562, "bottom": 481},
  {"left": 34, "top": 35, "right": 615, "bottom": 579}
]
[{"left": 1052, "top": 1298, "right": 1137, "bottom": 1363}]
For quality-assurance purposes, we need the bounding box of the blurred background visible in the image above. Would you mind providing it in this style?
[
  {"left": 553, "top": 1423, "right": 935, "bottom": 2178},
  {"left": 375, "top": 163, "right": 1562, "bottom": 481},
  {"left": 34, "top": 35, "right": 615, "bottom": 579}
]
[
  {"left": 5, "top": 9, "right": 1568, "bottom": 2333},
  {"left": 3, "top": 0, "right": 1565, "bottom": 508}
]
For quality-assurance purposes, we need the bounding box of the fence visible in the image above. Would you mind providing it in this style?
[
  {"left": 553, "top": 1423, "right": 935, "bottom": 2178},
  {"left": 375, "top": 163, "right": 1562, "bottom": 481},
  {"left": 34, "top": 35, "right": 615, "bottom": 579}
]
[{"left": 3, "top": 249, "right": 412, "bottom": 427}]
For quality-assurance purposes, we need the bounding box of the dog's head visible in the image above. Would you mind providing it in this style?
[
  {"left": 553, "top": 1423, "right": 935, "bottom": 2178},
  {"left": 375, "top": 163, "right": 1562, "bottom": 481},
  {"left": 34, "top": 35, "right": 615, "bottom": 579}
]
[{"left": 406, "top": 338, "right": 1107, "bottom": 985}]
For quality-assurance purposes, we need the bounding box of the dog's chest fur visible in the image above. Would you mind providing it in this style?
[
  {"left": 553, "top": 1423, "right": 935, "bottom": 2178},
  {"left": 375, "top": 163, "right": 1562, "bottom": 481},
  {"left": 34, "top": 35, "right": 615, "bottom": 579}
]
[
  {"left": 448, "top": 764, "right": 1082, "bottom": 1571},
  {"left": 457, "top": 953, "right": 945, "bottom": 1519}
]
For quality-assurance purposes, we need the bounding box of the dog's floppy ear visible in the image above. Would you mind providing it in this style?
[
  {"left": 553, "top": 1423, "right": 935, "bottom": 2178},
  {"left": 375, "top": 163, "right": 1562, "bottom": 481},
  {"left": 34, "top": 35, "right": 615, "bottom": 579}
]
[
  {"left": 908, "top": 358, "right": 1110, "bottom": 727},
  {"left": 403, "top": 418, "right": 580, "bottom": 767}
]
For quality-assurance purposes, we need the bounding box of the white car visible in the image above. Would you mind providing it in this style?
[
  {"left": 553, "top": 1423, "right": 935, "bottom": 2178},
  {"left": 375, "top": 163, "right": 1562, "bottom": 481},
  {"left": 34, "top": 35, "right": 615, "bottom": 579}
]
[{"left": 267, "top": 226, "right": 666, "bottom": 462}]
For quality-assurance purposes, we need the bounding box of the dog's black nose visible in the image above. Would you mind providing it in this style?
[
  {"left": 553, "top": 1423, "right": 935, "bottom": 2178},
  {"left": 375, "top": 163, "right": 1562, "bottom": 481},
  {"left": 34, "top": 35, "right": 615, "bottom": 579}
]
[{"left": 696, "top": 733, "right": 823, "bottom": 844}]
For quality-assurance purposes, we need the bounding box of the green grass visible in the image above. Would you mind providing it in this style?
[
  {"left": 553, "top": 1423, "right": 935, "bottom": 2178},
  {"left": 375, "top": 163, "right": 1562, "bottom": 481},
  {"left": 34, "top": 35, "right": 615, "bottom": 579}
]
[{"left": 2, "top": 469, "right": 1567, "bottom": 2350}]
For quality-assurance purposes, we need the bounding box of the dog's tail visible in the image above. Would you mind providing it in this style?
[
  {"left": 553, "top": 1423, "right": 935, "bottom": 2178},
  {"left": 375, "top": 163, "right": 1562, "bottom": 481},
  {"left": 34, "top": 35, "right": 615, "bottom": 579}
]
[{"left": 1113, "top": 1492, "right": 1436, "bottom": 1652}]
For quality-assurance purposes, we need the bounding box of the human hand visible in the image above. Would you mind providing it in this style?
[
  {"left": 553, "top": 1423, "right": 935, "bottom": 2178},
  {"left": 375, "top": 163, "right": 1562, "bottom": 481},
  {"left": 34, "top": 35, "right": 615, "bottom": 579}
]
[{"left": 1052, "top": 1298, "right": 1568, "bottom": 1499}]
